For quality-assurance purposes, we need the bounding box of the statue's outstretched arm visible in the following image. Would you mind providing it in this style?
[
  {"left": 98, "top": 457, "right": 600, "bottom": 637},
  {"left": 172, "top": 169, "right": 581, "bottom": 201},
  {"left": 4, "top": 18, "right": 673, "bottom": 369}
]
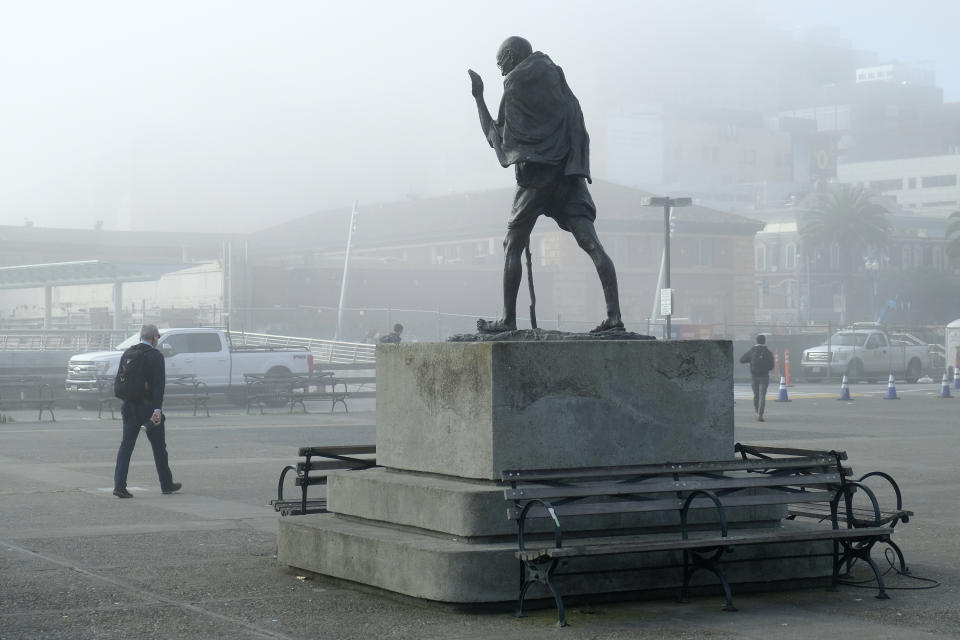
[{"left": 467, "top": 69, "right": 495, "bottom": 145}]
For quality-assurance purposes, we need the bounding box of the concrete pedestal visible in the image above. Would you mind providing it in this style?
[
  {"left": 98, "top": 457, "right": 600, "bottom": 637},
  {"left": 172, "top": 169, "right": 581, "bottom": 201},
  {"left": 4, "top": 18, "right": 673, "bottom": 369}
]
[
  {"left": 375, "top": 340, "right": 733, "bottom": 480},
  {"left": 278, "top": 340, "right": 830, "bottom": 603}
]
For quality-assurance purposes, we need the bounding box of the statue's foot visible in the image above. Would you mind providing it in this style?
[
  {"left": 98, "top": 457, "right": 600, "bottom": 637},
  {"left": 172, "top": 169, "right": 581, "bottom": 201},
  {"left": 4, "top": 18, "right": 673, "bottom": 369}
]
[
  {"left": 477, "top": 318, "right": 516, "bottom": 334},
  {"left": 590, "top": 318, "right": 625, "bottom": 334}
]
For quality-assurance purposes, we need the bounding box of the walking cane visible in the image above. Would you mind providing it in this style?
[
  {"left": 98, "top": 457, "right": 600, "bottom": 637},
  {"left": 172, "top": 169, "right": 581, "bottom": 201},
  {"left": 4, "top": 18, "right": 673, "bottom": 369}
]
[{"left": 525, "top": 241, "right": 538, "bottom": 329}]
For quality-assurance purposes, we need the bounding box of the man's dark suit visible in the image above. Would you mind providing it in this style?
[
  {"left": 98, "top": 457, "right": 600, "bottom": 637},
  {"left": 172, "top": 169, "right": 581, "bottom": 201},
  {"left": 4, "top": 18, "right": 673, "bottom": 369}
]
[{"left": 113, "top": 342, "right": 175, "bottom": 492}]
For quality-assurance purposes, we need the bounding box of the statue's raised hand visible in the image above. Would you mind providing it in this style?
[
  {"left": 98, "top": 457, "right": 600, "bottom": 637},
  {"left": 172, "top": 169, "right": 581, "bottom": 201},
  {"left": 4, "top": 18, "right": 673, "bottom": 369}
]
[{"left": 468, "top": 69, "right": 483, "bottom": 97}]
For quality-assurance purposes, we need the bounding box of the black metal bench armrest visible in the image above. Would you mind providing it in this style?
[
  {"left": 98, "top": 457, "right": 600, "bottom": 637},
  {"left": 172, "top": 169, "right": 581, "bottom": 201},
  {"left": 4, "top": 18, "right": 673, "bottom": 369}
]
[
  {"left": 835, "top": 480, "right": 883, "bottom": 528},
  {"left": 517, "top": 499, "right": 563, "bottom": 554},
  {"left": 680, "top": 489, "right": 728, "bottom": 540},
  {"left": 277, "top": 464, "right": 297, "bottom": 501},
  {"left": 857, "top": 471, "right": 905, "bottom": 517}
]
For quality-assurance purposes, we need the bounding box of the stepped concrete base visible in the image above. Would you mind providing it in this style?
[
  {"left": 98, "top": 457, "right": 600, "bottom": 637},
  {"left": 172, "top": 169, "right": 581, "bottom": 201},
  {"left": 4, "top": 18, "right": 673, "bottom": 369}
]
[
  {"left": 279, "top": 340, "right": 828, "bottom": 604},
  {"left": 277, "top": 514, "right": 833, "bottom": 603},
  {"left": 326, "top": 467, "right": 784, "bottom": 539}
]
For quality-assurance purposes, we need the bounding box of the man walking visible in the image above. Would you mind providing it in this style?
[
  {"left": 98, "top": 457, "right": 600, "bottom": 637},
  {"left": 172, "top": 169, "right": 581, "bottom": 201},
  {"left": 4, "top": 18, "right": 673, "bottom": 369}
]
[
  {"left": 112, "top": 324, "right": 181, "bottom": 498},
  {"left": 467, "top": 36, "right": 623, "bottom": 334},
  {"left": 740, "top": 334, "right": 775, "bottom": 422}
]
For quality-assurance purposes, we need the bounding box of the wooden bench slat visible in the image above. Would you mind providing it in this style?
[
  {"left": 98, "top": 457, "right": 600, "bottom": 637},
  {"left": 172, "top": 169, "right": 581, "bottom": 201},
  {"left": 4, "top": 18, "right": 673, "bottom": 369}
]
[
  {"left": 735, "top": 443, "right": 849, "bottom": 461},
  {"left": 297, "top": 458, "right": 376, "bottom": 471},
  {"left": 518, "top": 526, "right": 893, "bottom": 561},
  {"left": 504, "top": 472, "right": 842, "bottom": 500},
  {"left": 297, "top": 445, "right": 376, "bottom": 457},
  {"left": 508, "top": 490, "right": 837, "bottom": 520},
  {"left": 501, "top": 456, "right": 839, "bottom": 482},
  {"left": 789, "top": 505, "right": 913, "bottom": 526}
]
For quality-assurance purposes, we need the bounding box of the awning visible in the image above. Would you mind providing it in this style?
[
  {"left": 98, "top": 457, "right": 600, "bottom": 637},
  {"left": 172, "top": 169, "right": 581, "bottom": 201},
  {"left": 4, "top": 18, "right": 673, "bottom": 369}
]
[{"left": 0, "top": 260, "right": 185, "bottom": 289}]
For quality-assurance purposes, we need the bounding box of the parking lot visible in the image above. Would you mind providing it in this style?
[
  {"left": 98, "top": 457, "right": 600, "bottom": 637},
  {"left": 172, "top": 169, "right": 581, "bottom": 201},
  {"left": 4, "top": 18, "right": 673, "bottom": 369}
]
[{"left": 1, "top": 384, "right": 958, "bottom": 639}]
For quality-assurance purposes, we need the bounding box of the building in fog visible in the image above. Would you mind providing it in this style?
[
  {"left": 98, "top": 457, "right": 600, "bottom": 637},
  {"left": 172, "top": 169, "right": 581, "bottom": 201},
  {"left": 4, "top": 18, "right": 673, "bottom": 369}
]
[
  {"left": 779, "top": 61, "right": 957, "bottom": 166},
  {"left": 752, "top": 208, "right": 959, "bottom": 326},
  {"left": 248, "top": 182, "right": 763, "bottom": 341},
  {"left": 837, "top": 154, "right": 960, "bottom": 215},
  {"left": 0, "top": 225, "right": 246, "bottom": 330},
  {"left": 602, "top": 104, "right": 797, "bottom": 212}
]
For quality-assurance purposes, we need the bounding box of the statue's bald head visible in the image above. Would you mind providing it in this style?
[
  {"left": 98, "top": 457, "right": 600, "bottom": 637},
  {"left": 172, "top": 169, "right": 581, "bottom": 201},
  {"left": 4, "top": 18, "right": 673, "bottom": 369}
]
[{"left": 496, "top": 36, "right": 532, "bottom": 76}]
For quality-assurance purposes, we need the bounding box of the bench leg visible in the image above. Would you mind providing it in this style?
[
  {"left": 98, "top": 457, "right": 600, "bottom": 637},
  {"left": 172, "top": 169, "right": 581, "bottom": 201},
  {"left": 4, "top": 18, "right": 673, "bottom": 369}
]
[
  {"left": 517, "top": 559, "right": 566, "bottom": 627},
  {"left": 680, "top": 548, "right": 736, "bottom": 612},
  {"left": 836, "top": 539, "right": 890, "bottom": 600}
]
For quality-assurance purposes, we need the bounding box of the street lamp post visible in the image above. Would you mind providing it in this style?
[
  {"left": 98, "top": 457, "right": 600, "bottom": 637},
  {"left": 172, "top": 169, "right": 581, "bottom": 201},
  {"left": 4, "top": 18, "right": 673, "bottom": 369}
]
[{"left": 642, "top": 196, "right": 692, "bottom": 339}]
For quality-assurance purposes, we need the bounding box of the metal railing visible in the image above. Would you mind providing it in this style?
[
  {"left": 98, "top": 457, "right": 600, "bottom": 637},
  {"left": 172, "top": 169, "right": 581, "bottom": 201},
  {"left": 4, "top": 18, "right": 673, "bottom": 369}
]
[
  {"left": 0, "top": 329, "right": 377, "bottom": 364},
  {"left": 227, "top": 331, "right": 376, "bottom": 364},
  {"left": 0, "top": 331, "right": 129, "bottom": 352}
]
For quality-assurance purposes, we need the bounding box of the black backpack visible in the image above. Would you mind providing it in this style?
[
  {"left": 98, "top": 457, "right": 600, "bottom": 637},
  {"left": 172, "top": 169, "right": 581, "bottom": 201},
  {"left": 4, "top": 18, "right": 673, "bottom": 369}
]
[
  {"left": 750, "top": 346, "right": 774, "bottom": 375},
  {"left": 114, "top": 344, "right": 150, "bottom": 401}
]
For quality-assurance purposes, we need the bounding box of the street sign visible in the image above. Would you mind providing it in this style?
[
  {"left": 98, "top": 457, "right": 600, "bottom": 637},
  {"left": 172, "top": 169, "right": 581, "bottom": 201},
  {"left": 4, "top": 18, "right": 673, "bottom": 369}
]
[{"left": 660, "top": 288, "right": 673, "bottom": 316}]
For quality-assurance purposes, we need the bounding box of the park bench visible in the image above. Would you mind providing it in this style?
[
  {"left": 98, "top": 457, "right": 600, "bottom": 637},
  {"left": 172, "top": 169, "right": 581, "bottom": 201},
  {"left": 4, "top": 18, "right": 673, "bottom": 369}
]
[
  {"left": 736, "top": 443, "right": 913, "bottom": 574},
  {"left": 0, "top": 374, "right": 56, "bottom": 422},
  {"left": 245, "top": 372, "right": 349, "bottom": 415},
  {"left": 96, "top": 374, "right": 211, "bottom": 419},
  {"left": 501, "top": 449, "right": 901, "bottom": 627},
  {"left": 271, "top": 445, "right": 377, "bottom": 516}
]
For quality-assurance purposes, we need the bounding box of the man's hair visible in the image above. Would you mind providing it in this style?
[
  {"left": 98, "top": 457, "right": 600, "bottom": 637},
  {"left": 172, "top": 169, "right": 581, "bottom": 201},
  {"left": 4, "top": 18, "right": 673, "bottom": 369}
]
[
  {"left": 140, "top": 324, "right": 160, "bottom": 341},
  {"left": 756, "top": 334, "right": 766, "bottom": 345},
  {"left": 393, "top": 323, "right": 404, "bottom": 333},
  {"left": 498, "top": 36, "right": 532, "bottom": 62}
]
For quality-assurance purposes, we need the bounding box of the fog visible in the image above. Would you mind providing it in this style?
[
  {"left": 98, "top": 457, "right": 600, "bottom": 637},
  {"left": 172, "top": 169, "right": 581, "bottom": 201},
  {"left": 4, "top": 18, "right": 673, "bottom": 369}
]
[{"left": 2, "top": 0, "right": 959, "bottom": 233}]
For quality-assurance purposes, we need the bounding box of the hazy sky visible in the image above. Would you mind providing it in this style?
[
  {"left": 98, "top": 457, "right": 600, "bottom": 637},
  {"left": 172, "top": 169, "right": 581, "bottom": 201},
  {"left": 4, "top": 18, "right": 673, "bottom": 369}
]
[{"left": 2, "top": 0, "right": 959, "bottom": 233}]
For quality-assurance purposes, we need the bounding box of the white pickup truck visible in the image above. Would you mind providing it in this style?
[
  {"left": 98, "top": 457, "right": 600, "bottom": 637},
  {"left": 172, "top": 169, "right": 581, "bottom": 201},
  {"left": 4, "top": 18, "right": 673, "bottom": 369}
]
[
  {"left": 65, "top": 327, "right": 313, "bottom": 403},
  {"left": 800, "top": 323, "right": 944, "bottom": 383}
]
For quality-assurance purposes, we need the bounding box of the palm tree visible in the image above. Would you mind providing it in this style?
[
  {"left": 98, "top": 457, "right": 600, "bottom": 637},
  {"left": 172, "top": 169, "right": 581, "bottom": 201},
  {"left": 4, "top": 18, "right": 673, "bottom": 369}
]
[
  {"left": 947, "top": 210, "right": 960, "bottom": 263},
  {"left": 799, "top": 184, "right": 891, "bottom": 324}
]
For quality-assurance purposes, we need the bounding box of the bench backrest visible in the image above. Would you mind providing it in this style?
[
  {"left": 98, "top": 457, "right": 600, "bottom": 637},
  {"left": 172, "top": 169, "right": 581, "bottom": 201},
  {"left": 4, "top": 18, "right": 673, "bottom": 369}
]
[{"left": 502, "top": 454, "right": 846, "bottom": 523}]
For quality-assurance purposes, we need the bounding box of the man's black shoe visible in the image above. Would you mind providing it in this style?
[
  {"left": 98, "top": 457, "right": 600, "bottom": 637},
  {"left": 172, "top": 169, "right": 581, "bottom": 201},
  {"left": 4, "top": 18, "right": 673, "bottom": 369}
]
[
  {"left": 113, "top": 488, "right": 133, "bottom": 499},
  {"left": 162, "top": 482, "right": 182, "bottom": 495}
]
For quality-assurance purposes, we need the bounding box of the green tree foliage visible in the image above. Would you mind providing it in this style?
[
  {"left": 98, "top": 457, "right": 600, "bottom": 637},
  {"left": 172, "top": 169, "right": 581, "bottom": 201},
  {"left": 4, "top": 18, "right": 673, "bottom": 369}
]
[{"left": 800, "top": 185, "right": 891, "bottom": 323}]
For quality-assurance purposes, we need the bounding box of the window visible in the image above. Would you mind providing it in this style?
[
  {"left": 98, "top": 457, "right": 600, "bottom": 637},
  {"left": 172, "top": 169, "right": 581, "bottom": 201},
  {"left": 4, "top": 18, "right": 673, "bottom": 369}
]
[
  {"left": 190, "top": 333, "right": 222, "bottom": 353},
  {"left": 869, "top": 178, "right": 903, "bottom": 191},
  {"left": 161, "top": 334, "right": 190, "bottom": 354},
  {"left": 712, "top": 239, "right": 733, "bottom": 268},
  {"left": 921, "top": 174, "right": 957, "bottom": 188},
  {"left": 785, "top": 243, "right": 796, "bottom": 270},
  {"left": 696, "top": 238, "right": 712, "bottom": 267},
  {"left": 755, "top": 245, "right": 766, "bottom": 271},
  {"left": 908, "top": 177, "right": 916, "bottom": 189}
]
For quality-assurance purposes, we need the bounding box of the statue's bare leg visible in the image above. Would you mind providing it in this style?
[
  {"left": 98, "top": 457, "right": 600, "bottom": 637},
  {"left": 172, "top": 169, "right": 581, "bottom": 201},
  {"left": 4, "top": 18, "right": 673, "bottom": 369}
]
[
  {"left": 568, "top": 217, "right": 624, "bottom": 333},
  {"left": 477, "top": 226, "right": 529, "bottom": 333}
]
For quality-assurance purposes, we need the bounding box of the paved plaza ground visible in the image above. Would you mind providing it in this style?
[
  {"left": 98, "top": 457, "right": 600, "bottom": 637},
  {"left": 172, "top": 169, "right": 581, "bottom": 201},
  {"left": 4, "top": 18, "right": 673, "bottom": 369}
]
[{"left": 1, "top": 382, "right": 958, "bottom": 639}]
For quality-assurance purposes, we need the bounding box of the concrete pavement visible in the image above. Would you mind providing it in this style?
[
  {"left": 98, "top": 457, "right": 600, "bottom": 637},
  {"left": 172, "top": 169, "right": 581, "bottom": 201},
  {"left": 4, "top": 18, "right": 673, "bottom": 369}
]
[{"left": 0, "top": 386, "right": 958, "bottom": 639}]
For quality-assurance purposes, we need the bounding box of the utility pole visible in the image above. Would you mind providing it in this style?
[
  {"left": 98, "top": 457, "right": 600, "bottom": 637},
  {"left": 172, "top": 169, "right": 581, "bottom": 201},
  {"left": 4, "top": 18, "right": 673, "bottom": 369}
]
[
  {"left": 335, "top": 201, "right": 358, "bottom": 341},
  {"left": 642, "top": 196, "right": 692, "bottom": 340}
]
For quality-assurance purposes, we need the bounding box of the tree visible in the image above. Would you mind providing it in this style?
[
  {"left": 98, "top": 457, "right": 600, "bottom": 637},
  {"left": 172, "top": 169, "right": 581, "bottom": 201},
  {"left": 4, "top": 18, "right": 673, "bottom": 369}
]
[
  {"left": 947, "top": 210, "right": 960, "bottom": 263},
  {"left": 799, "top": 184, "right": 891, "bottom": 324}
]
